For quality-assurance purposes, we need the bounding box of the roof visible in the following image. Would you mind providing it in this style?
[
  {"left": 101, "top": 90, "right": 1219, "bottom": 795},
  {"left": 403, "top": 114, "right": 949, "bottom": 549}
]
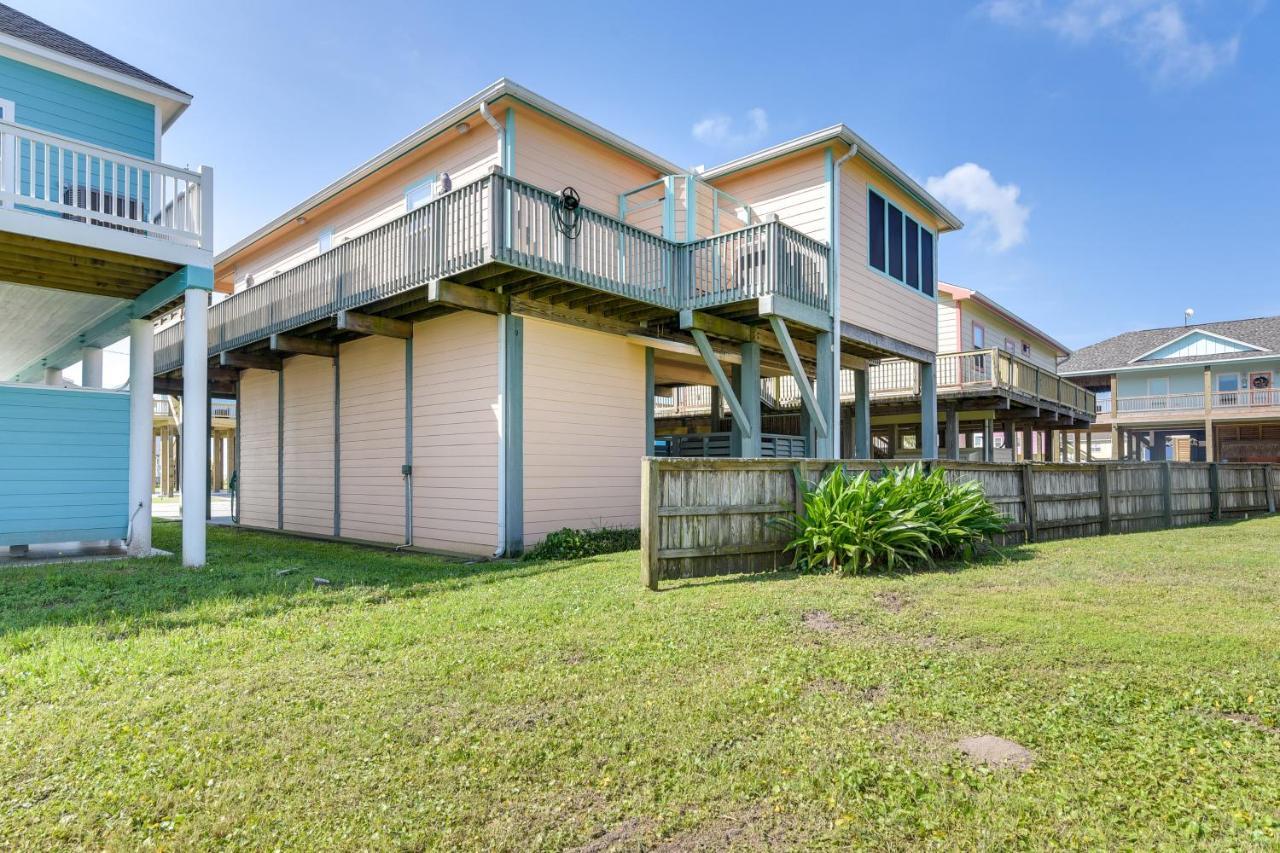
[
  {"left": 700, "top": 125, "right": 964, "bottom": 232},
  {"left": 939, "top": 282, "right": 1069, "bottom": 356},
  {"left": 0, "top": 3, "right": 190, "bottom": 98},
  {"left": 1058, "top": 315, "right": 1280, "bottom": 376},
  {"left": 218, "top": 78, "right": 683, "bottom": 264}
]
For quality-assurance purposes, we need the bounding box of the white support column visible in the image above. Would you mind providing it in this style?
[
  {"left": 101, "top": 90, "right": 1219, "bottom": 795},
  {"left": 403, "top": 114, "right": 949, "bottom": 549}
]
[
  {"left": 81, "top": 346, "right": 104, "bottom": 388},
  {"left": 127, "top": 319, "right": 154, "bottom": 557},
  {"left": 920, "top": 362, "right": 938, "bottom": 461},
  {"left": 181, "top": 288, "right": 208, "bottom": 567},
  {"left": 43, "top": 366, "right": 61, "bottom": 385}
]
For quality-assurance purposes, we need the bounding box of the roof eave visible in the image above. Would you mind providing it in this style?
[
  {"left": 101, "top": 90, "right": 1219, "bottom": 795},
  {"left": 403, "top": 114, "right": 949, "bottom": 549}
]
[{"left": 701, "top": 124, "right": 964, "bottom": 232}]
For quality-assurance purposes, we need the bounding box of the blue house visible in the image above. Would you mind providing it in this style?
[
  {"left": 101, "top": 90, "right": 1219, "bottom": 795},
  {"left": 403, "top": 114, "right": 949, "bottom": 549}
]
[
  {"left": 0, "top": 4, "right": 213, "bottom": 565},
  {"left": 1060, "top": 316, "right": 1280, "bottom": 463}
]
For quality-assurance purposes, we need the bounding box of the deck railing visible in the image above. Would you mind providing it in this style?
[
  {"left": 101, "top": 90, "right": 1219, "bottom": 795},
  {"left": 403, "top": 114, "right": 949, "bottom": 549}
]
[
  {"left": 1098, "top": 388, "right": 1280, "bottom": 420},
  {"left": 1115, "top": 393, "right": 1204, "bottom": 413},
  {"left": 0, "top": 119, "right": 209, "bottom": 249},
  {"left": 656, "top": 349, "right": 1097, "bottom": 419},
  {"left": 156, "top": 172, "right": 830, "bottom": 373},
  {"left": 1212, "top": 388, "right": 1280, "bottom": 409}
]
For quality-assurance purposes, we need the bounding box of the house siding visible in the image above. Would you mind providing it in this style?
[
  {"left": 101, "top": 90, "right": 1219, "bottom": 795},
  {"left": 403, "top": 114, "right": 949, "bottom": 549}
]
[
  {"left": 522, "top": 319, "right": 645, "bottom": 547},
  {"left": 412, "top": 311, "right": 500, "bottom": 556},
  {"left": 0, "top": 384, "right": 128, "bottom": 545},
  {"left": 945, "top": 294, "right": 1060, "bottom": 371},
  {"left": 709, "top": 149, "right": 828, "bottom": 244},
  {"left": 839, "top": 156, "right": 938, "bottom": 354},
  {"left": 0, "top": 55, "right": 155, "bottom": 157},
  {"left": 338, "top": 335, "right": 406, "bottom": 544},
  {"left": 227, "top": 124, "right": 500, "bottom": 292},
  {"left": 282, "top": 355, "right": 335, "bottom": 536},
  {"left": 238, "top": 368, "right": 279, "bottom": 530},
  {"left": 513, "top": 105, "right": 663, "bottom": 215}
]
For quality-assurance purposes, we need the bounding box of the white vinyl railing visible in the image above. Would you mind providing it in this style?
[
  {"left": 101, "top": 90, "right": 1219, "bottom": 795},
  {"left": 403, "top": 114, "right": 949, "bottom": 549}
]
[
  {"left": 1212, "top": 388, "right": 1280, "bottom": 409},
  {"left": 0, "top": 119, "right": 210, "bottom": 249},
  {"left": 1114, "top": 393, "right": 1204, "bottom": 413}
]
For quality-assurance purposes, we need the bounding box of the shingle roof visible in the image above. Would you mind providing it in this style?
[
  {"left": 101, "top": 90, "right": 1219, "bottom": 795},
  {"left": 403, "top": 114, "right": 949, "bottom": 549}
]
[
  {"left": 0, "top": 4, "right": 189, "bottom": 98},
  {"left": 1058, "top": 315, "right": 1280, "bottom": 375}
]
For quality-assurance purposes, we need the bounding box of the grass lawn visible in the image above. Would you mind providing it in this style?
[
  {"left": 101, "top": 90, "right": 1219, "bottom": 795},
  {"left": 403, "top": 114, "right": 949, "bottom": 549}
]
[{"left": 1, "top": 519, "right": 1278, "bottom": 850}]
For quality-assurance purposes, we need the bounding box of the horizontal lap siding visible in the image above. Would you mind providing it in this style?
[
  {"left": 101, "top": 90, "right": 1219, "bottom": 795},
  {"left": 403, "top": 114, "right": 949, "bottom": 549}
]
[
  {"left": 709, "top": 150, "right": 828, "bottom": 243},
  {"left": 514, "top": 106, "right": 662, "bottom": 214},
  {"left": 238, "top": 369, "right": 279, "bottom": 529},
  {"left": 412, "top": 312, "right": 499, "bottom": 555},
  {"left": 0, "top": 385, "right": 129, "bottom": 544},
  {"left": 339, "top": 336, "right": 406, "bottom": 544},
  {"left": 955, "top": 298, "right": 1060, "bottom": 370},
  {"left": 840, "top": 158, "right": 937, "bottom": 354},
  {"left": 282, "top": 356, "right": 335, "bottom": 536},
  {"left": 231, "top": 128, "right": 498, "bottom": 291},
  {"left": 523, "top": 319, "right": 645, "bottom": 546}
]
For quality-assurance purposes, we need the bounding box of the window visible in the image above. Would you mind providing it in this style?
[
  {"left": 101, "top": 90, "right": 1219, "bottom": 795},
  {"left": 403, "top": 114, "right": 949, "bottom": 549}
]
[
  {"left": 1021, "top": 341, "right": 1031, "bottom": 356},
  {"left": 404, "top": 174, "right": 436, "bottom": 211},
  {"left": 317, "top": 228, "right": 333, "bottom": 253},
  {"left": 1217, "top": 373, "right": 1240, "bottom": 392},
  {"left": 868, "top": 188, "right": 936, "bottom": 296},
  {"left": 972, "top": 322, "right": 986, "bottom": 349},
  {"left": 1004, "top": 338, "right": 1015, "bottom": 352},
  {"left": 0, "top": 98, "right": 14, "bottom": 122}
]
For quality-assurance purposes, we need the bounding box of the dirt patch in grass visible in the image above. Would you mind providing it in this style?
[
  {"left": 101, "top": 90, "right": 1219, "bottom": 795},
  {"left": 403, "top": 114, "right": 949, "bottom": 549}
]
[
  {"left": 805, "top": 678, "right": 888, "bottom": 704},
  {"left": 956, "top": 735, "right": 1036, "bottom": 771},
  {"left": 801, "top": 610, "right": 843, "bottom": 633},
  {"left": 1221, "top": 712, "right": 1279, "bottom": 735},
  {"left": 653, "top": 804, "right": 800, "bottom": 852},
  {"left": 874, "top": 591, "right": 909, "bottom": 613},
  {"left": 572, "top": 817, "right": 656, "bottom": 852}
]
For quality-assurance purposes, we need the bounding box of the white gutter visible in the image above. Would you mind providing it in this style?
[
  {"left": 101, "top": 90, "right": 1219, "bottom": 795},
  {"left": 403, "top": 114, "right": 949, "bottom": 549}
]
[
  {"left": 478, "top": 100, "right": 504, "bottom": 168},
  {"left": 830, "top": 144, "right": 857, "bottom": 457}
]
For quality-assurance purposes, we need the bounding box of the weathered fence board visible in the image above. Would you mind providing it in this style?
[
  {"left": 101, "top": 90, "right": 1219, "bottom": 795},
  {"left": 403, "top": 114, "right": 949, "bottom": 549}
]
[{"left": 641, "top": 459, "right": 1280, "bottom": 589}]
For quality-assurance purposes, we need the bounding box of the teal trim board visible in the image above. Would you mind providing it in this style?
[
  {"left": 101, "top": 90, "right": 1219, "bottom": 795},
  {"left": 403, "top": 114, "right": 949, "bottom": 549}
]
[
  {"left": 504, "top": 108, "right": 516, "bottom": 176},
  {"left": 0, "top": 384, "right": 129, "bottom": 546}
]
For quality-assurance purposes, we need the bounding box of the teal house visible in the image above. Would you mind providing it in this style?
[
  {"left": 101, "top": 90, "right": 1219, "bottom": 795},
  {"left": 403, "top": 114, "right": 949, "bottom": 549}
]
[{"left": 0, "top": 3, "right": 213, "bottom": 566}]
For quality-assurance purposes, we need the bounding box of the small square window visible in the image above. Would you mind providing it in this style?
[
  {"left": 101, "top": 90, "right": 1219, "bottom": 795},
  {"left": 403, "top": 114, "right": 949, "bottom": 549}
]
[{"left": 405, "top": 175, "right": 436, "bottom": 211}]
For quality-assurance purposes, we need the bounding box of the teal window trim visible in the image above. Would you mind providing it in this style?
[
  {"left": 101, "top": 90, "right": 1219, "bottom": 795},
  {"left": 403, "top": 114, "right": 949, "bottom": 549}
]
[
  {"left": 866, "top": 183, "right": 937, "bottom": 302},
  {"left": 503, "top": 108, "right": 516, "bottom": 175}
]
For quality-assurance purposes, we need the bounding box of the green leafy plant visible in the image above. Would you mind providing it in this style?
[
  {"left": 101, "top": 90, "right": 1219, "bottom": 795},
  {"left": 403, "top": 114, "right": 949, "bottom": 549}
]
[
  {"left": 522, "top": 526, "right": 641, "bottom": 562},
  {"left": 776, "top": 464, "right": 1006, "bottom": 575}
]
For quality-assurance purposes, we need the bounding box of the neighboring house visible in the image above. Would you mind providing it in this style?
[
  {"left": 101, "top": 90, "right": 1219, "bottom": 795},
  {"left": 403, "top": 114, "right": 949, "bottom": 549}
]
[
  {"left": 0, "top": 3, "right": 213, "bottom": 565},
  {"left": 152, "top": 78, "right": 965, "bottom": 557},
  {"left": 656, "top": 281, "right": 1095, "bottom": 462},
  {"left": 1060, "top": 316, "right": 1280, "bottom": 463},
  {"left": 152, "top": 396, "right": 236, "bottom": 497}
]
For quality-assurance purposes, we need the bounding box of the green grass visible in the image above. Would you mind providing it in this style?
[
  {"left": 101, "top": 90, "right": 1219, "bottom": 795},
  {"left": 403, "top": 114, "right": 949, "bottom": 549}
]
[{"left": 1, "top": 520, "right": 1278, "bottom": 850}]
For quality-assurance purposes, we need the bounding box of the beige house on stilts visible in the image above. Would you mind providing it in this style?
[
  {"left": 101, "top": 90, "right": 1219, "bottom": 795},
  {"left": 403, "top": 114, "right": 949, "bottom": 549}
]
[{"left": 155, "top": 79, "right": 985, "bottom": 556}]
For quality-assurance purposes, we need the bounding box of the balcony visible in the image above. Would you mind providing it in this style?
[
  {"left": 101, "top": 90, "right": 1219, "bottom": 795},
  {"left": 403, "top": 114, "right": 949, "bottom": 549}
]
[
  {"left": 155, "top": 172, "right": 828, "bottom": 374},
  {"left": 1097, "top": 388, "right": 1280, "bottom": 423},
  {"left": 655, "top": 349, "right": 1098, "bottom": 420},
  {"left": 0, "top": 119, "right": 211, "bottom": 274}
]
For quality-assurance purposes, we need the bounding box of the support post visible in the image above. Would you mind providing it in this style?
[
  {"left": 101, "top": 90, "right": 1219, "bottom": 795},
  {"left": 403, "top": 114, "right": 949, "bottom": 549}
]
[
  {"left": 982, "top": 418, "right": 994, "bottom": 463},
  {"left": 945, "top": 405, "right": 960, "bottom": 461},
  {"left": 815, "top": 328, "right": 835, "bottom": 457},
  {"left": 854, "top": 368, "right": 871, "bottom": 460},
  {"left": 181, "top": 288, "right": 208, "bottom": 567},
  {"left": 919, "top": 361, "right": 938, "bottom": 460},
  {"left": 734, "top": 341, "right": 762, "bottom": 457},
  {"left": 1022, "top": 422, "right": 1034, "bottom": 462},
  {"left": 127, "top": 319, "right": 154, "bottom": 557},
  {"left": 43, "top": 366, "right": 60, "bottom": 385},
  {"left": 644, "top": 347, "right": 655, "bottom": 457},
  {"left": 500, "top": 315, "right": 524, "bottom": 555},
  {"left": 81, "top": 346, "right": 103, "bottom": 388}
]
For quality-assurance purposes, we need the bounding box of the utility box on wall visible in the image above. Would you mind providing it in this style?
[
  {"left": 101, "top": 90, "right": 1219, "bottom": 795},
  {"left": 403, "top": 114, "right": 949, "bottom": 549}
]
[{"left": 0, "top": 383, "right": 129, "bottom": 546}]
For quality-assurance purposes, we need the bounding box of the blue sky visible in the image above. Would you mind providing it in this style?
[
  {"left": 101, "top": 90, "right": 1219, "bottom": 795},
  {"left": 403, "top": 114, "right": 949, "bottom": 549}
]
[{"left": 21, "top": 0, "right": 1280, "bottom": 354}]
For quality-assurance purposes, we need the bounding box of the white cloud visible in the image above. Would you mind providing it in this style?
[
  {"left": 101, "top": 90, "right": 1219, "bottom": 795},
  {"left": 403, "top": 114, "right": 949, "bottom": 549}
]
[
  {"left": 692, "top": 107, "right": 768, "bottom": 147},
  {"left": 980, "top": 0, "right": 1240, "bottom": 84},
  {"left": 925, "top": 163, "right": 1030, "bottom": 252}
]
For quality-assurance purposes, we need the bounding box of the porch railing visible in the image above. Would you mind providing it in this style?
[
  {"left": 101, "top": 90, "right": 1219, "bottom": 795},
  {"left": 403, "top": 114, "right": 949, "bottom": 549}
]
[
  {"left": 155, "top": 172, "right": 830, "bottom": 373},
  {"left": 1114, "top": 393, "right": 1204, "bottom": 413},
  {"left": 1213, "top": 388, "right": 1280, "bottom": 409},
  {"left": 0, "top": 119, "right": 209, "bottom": 249}
]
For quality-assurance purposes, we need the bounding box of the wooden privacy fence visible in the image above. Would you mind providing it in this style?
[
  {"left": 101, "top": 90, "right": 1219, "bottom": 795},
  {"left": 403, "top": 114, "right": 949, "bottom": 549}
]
[{"left": 640, "top": 458, "right": 1280, "bottom": 589}]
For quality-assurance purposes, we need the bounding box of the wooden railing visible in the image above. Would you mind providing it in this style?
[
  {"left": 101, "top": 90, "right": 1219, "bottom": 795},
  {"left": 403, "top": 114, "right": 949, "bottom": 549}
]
[
  {"left": 156, "top": 172, "right": 830, "bottom": 373},
  {"left": 0, "top": 119, "right": 209, "bottom": 249}
]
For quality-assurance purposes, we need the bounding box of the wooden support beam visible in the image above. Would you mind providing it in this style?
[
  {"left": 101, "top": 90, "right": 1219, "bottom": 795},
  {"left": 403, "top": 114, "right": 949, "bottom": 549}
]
[
  {"left": 336, "top": 310, "right": 412, "bottom": 339},
  {"left": 428, "top": 279, "right": 510, "bottom": 315},
  {"left": 767, "top": 315, "right": 827, "bottom": 437},
  {"left": 270, "top": 333, "right": 338, "bottom": 358},
  {"left": 691, "top": 329, "right": 750, "bottom": 436},
  {"left": 680, "top": 309, "right": 754, "bottom": 343},
  {"left": 220, "top": 350, "right": 282, "bottom": 371}
]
